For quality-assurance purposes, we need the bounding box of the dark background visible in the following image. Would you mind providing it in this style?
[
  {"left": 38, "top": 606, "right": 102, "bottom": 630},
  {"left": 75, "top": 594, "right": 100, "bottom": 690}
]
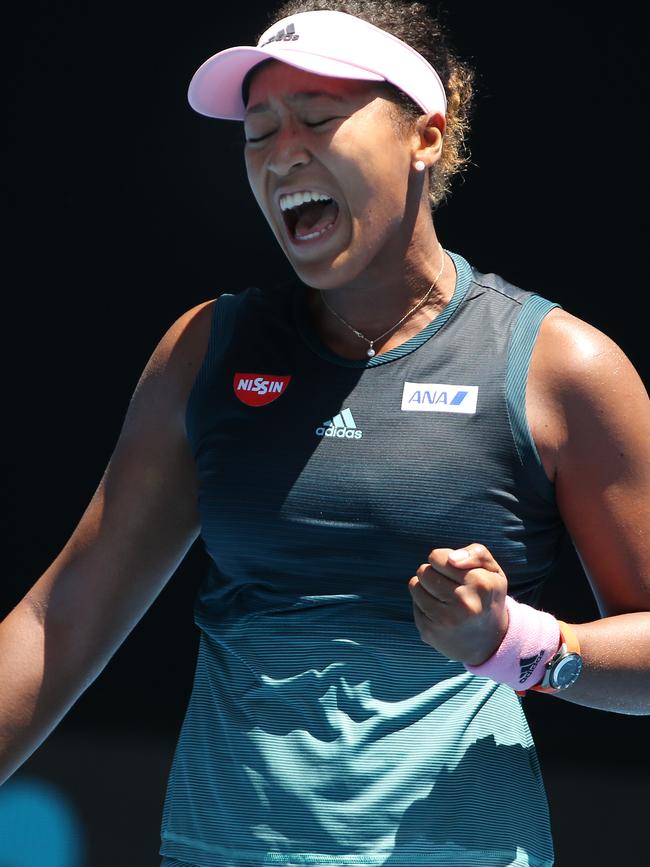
[{"left": 3, "top": 2, "right": 648, "bottom": 865}]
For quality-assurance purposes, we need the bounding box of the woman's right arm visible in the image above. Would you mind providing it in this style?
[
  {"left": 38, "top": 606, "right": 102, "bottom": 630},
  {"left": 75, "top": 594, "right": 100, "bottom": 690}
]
[{"left": 0, "top": 297, "right": 216, "bottom": 784}]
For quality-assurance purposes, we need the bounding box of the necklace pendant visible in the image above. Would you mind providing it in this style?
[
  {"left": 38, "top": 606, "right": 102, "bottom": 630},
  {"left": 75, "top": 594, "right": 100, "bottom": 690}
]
[{"left": 367, "top": 347, "right": 376, "bottom": 357}]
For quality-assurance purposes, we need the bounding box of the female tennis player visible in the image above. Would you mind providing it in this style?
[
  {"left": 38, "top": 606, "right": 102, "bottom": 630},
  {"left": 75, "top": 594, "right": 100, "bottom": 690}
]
[{"left": 1, "top": 2, "right": 649, "bottom": 865}]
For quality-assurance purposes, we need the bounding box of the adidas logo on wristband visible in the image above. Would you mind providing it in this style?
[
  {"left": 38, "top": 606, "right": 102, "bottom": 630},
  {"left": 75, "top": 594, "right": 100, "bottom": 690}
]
[{"left": 519, "top": 651, "right": 545, "bottom": 684}]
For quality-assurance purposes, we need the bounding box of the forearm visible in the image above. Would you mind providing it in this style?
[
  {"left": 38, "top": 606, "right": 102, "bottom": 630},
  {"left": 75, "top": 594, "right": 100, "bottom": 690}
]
[
  {"left": 544, "top": 612, "right": 650, "bottom": 715},
  {"left": 0, "top": 599, "right": 98, "bottom": 786}
]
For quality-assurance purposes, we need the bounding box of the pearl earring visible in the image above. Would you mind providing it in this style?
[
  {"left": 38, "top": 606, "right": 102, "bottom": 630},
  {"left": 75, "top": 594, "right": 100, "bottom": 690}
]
[{"left": 414, "top": 160, "right": 426, "bottom": 172}]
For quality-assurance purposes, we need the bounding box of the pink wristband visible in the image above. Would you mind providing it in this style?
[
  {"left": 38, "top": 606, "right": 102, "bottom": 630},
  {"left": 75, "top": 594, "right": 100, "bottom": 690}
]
[{"left": 464, "top": 596, "right": 561, "bottom": 690}]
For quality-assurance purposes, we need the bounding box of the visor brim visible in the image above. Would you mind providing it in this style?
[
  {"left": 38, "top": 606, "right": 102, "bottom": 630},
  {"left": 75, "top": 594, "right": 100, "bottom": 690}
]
[{"left": 188, "top": 45, "right": 385, "bottom": 120}]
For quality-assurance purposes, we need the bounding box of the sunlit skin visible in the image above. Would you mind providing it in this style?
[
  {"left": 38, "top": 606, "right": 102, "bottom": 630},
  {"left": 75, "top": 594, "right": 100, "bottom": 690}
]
[{"left": 243, "top": 60, "right": 452, "bottom": 359}]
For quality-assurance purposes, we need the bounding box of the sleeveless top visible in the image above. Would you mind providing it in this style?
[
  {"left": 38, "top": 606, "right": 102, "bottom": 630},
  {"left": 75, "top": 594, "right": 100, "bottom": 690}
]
[{"left": 159, "top": 251, "right": 563, "bottom": 867}]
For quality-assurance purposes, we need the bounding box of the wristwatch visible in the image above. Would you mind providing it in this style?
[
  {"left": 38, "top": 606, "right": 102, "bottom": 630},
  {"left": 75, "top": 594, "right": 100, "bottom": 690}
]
[{"left": 516, "top": 620, "right": 583, "bottom": 696}]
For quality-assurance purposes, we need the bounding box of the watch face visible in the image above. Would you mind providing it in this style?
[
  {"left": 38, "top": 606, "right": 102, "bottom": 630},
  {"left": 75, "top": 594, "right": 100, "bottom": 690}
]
[{"left": 551, "top": 653, "right": 583, "bottom": 689}]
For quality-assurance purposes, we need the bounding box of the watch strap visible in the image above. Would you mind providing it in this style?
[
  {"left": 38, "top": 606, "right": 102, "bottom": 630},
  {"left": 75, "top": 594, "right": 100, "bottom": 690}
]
[{"left": 516, "top": 620, "right": 581, "bottom": 696}]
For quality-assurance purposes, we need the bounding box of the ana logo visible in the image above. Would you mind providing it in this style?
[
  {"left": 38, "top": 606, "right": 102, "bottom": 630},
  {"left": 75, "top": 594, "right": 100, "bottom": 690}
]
[
  {"left": 315, "top": 407, "right": 363, "bottom": 440},
  {"left": 233, "top": 373, "right": 291, "bottom": 407},
  {"left": 401, "top": 382, "right": 479, "bottom": 414}
]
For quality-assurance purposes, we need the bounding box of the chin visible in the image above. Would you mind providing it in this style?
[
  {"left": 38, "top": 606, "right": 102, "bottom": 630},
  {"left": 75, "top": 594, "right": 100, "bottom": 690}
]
[
  {"left": 287, "top": 255, "right": 362, "bottom": 292},
  {"left": 283, "top": 240, "right": 374, "bottom": 293}
]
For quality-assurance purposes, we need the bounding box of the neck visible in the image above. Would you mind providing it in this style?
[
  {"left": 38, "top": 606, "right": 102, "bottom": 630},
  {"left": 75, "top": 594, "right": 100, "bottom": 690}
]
[{"left": 307, "top": 236, "right": 453, "bottom": 359}]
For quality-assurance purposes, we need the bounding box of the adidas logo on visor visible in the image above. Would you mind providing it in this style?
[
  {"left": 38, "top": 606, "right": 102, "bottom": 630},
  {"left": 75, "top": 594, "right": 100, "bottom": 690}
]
[
  {"left": 261, "top": 22, "right": 300, "bottom": 46},
  {"left": 315, "top": 407, "right": 363, "bottom": 440}
]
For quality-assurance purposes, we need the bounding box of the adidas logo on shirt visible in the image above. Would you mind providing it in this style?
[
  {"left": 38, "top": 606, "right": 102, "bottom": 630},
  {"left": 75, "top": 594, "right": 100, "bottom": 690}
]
[{"left": 315, "top": 408, "right": 363, "bottom": 440}]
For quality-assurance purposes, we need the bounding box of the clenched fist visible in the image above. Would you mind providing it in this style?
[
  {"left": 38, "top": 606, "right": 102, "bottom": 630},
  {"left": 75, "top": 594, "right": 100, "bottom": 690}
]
[{"left": 408, "top": 544, "right": 510, "bottom": 666}]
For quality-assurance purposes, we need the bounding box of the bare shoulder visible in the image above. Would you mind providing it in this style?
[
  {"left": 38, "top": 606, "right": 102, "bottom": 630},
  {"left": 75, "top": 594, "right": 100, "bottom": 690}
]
[
  {"left": 528, "top": 307, "right": 648, "bottom": 475},
  {"left": 531, "top": 306, "right": 644, "bottom": 392},
  {"left": 135, "top": 298, "right": 217, "bottom": 420}
]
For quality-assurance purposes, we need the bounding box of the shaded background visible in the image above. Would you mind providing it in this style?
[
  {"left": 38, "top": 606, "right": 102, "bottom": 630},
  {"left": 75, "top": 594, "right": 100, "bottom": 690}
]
[{"left": 3, "top": 1, "right": 648, "bottom": 865}]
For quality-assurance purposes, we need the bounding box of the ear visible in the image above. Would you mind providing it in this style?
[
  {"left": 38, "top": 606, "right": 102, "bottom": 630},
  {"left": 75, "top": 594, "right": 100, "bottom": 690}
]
[{"left": 412, "top": 112, "right": 445, "bottom": 170}]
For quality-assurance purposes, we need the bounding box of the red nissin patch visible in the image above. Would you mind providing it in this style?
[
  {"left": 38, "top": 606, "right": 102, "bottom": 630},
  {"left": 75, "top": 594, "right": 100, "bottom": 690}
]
[{"left": 233, "top": 373, "right": 292, "bottom": 406}]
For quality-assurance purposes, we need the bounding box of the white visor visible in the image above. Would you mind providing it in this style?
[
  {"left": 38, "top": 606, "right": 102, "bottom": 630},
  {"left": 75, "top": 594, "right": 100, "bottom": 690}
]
[{"left": 188, "top": 10, "right": 447, "bottom": 120}]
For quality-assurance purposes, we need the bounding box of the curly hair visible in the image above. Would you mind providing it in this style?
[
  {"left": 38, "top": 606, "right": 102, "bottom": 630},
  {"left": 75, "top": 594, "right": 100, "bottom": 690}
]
[{"left": 256, "top": 0, "right": 475, "bottom": 210}]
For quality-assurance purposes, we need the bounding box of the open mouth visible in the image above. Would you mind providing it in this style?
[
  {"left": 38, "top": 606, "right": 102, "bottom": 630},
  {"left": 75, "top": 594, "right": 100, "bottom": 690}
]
[{"left": 280, "top": 191, "right": 340, "bottom": 243}]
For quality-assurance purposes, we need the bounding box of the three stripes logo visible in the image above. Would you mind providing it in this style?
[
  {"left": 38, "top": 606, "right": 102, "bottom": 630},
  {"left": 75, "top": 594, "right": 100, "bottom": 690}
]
[
  {"left": 260, "top": 22, "right": 300, "bottom": 46},
  {"left": 315, "top": 407, "right": 363, "bottom": 440},
  {"left": 519, "top": 651, "right": 544, "bottom": 684}
]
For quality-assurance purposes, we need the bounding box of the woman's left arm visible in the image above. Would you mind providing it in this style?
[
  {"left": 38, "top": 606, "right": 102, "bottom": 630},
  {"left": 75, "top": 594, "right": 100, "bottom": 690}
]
[
  {"left": 528, "top": 309, "right": 650, "bottom": 715},
  {"left": 408, "top": 310, "right": 649, "bottom": 714}
]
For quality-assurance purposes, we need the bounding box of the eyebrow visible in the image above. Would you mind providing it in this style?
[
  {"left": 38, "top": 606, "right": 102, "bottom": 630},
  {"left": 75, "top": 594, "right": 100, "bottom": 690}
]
[{"left": 245, "top": 90, "right": 348, "bottom": 116}]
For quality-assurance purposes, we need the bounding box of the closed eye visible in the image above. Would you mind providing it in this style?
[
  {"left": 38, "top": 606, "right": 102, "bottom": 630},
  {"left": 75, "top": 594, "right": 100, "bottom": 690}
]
[
  {"left": 245, "top": 132, "right": 273, "bottom": 144},
  {"left": 245, "top": 117, "right": 343, "bottom": 143},
  {"left": 304, "top": 117, "right": 342, "bottom": 127}
]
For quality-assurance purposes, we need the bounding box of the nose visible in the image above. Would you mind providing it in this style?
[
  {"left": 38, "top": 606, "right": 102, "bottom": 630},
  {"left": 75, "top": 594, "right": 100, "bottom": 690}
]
[{"left": 267, "top": 122, "right": 311, "bottom": 176}]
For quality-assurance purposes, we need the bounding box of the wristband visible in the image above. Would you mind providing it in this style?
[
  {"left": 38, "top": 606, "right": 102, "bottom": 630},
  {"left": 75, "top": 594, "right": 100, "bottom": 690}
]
[{"left": 464, "top": 596, "right": 561, "bottom": 691}]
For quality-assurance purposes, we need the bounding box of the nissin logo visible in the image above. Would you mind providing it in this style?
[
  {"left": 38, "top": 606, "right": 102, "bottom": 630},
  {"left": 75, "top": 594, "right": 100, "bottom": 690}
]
[
  {"left": 233, "top": 373, "right": 291, "bottom": 407},
  {"left": 401, "top": 382, "right": 478, "bottom": 414}
]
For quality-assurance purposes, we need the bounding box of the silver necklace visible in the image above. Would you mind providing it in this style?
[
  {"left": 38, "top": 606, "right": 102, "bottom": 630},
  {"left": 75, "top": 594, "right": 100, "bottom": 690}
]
[{"left": 319, "top": 243, "right": 445, "bottom": 358}]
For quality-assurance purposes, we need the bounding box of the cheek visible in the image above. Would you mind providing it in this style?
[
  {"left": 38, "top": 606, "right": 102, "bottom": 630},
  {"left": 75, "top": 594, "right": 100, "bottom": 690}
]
[
  {"left": 335, "top": 134, "right": 410, "bottom": 221},
  {"left": 244, "top": 157, "right": 279, "bottom": 234},
  {"left": 347, "top": 159, "right": 409, "bottom": 243},
  {"left": 244, "top": 156, "right": 263, "bottom": 207}
]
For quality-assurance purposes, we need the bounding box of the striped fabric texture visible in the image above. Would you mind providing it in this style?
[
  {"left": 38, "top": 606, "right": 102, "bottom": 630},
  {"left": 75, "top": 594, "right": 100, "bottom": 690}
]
[{"left": 159, "top": 252, "right": 561, "bottom": 867}]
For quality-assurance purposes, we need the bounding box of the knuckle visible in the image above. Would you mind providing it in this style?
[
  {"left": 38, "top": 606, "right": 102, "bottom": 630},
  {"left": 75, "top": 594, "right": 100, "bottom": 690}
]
[
  {"left": 428, "top": 547, "right": 449, "bottom": 565},
  {"left": 469, "top": 543, "right": 488, "bottom": 559},
  {"left": 456, "top": 590, "right": 482, "bottom": 616},
  {"left": 455, "top": 580, "right": 475, "bottom": 601},
  {"left": 471, "top": 572, "right": 493, "bottom": 593}
]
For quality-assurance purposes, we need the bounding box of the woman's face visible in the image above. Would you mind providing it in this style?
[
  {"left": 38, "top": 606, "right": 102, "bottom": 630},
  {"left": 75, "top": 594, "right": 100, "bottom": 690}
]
[{"left": 243, "top": 60, "right": 422, "bottom": 290}]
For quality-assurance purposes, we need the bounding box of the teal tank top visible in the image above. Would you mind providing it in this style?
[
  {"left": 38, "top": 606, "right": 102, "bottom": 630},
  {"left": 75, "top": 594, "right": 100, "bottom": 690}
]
[{"left": 160, "top": 252, "right": 562, "bottom": 867}]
